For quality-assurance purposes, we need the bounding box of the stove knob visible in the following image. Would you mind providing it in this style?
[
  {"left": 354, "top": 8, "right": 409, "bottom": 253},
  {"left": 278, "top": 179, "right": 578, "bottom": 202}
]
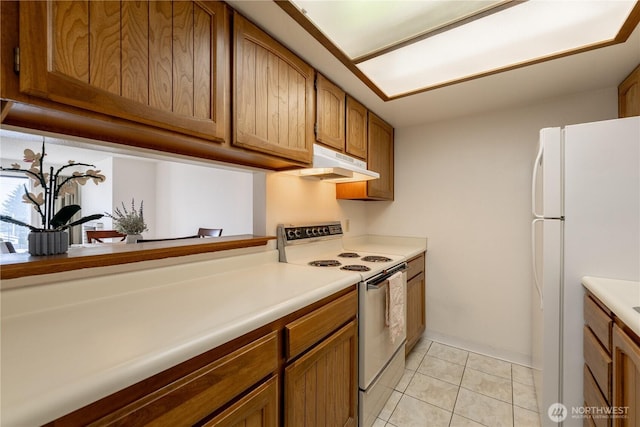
[
  {"left": 305, "top": 228, "right": 313, "bottom": 237},
  {"left": 294, "top": 229, "right": 302, "bottom": 238},
  {"left": 322, "top": 226, "right": 329, "bottom": 235},
  {"left": 286, "top": 229, "right": 296, "bottom": 240}
]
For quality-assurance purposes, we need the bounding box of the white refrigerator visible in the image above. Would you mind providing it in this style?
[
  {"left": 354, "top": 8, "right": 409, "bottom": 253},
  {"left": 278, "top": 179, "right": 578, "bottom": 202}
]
[{"left": 531, "top": 116, "right": 640, "bottom": 426}]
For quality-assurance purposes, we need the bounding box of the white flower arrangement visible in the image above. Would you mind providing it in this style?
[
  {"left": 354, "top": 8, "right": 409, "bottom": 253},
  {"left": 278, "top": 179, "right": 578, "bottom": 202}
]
[{"left": 105, "top": 199, "right": 148, "bottom": 235}]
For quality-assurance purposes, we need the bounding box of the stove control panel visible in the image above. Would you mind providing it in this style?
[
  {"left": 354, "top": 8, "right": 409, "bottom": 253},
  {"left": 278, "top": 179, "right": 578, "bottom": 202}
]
[{"left": 278, "top": 222, "right": 343, "bottom": 243}]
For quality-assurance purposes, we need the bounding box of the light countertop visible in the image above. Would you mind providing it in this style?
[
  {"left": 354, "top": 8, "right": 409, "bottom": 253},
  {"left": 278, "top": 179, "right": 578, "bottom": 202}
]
[
  {"left": 582, "top": 276, "right": 640, "bottom": 337},
  {"left": 343, "top": 235, "right": 427, "bottom": 259},
  {"left": 1, "top": 250, "right": 360, "bottom": 426}
]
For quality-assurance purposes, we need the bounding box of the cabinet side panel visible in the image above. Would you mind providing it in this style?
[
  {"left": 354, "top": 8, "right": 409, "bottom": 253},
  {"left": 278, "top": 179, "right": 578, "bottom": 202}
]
[
  {"left": 54, "top": 1, "right": 89, "bottom": 83},
  {"left": 88, "top": 1, "right": 120, "bottom": 94},
  {"left": 172, "top": 1, "right": 194, "bottom": 116},
  {"left": 193, "top": 3, "right": 212, "bottom": 120},
  {"left": 148, "top": 1, "right": 173, "bottom": 111},
  {"left": 122, "top": 1, "right": 149, "bottom": 104}
]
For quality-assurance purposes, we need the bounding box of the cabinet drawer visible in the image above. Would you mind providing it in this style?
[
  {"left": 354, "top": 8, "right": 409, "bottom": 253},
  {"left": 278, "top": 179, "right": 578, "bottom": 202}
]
[
  {"left": 406, "top": 253, "right": 425, "bottom": 281},
  {"left": 584, "top": 294, "right": 612, "bottom": 352},
  {"left": 285, "top": 290, "right": 357, "bottom": 360},
  {"left": 584, "top": 326, "right": 612, "bottom": 403},
  {"left": 583, "top": 365, "right": 612, "bottom": 427},
  {"left": 93, "top": 331, "right": 279, "bottom": 426}
]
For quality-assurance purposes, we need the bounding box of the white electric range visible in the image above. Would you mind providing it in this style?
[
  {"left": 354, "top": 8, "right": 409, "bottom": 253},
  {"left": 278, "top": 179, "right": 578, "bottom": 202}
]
[{"left": 277, "top": 221, "right": 407, "bottom": 427}]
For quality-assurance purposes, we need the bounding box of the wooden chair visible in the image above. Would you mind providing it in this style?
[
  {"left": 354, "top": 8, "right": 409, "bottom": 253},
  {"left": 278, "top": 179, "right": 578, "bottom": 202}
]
[
  {"left": 86, "top": 230, "right": 126, "bottom": 243},
  {"left": 0, "top": 241, "right": 16, "bottom": 253},
  {"left": 197, "top": 228, "right": 222, "bottom": 237},
  {"left": 137, "top": 235, "right": 198, "bottom": 243}
]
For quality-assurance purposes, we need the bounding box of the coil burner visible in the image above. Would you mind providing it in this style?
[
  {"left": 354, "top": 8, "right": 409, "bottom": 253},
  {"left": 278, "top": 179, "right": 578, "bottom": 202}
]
[
  {"left": 361, "top": 255, "right": 393, "bottom": 263},
  {"left": 308, "top": 260, "right": 342, "bottom": 267},
  {"left": 338, "top": 252, "right": 361, "bottom": 258},
  {"left": 340, "top": 265, "right": 371, "bottom": 272}
]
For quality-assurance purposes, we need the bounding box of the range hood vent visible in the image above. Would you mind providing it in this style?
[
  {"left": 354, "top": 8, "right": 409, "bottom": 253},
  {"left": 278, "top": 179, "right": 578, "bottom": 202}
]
[{"left": 287, "top": 145, "right": 380, "bottom": 183}]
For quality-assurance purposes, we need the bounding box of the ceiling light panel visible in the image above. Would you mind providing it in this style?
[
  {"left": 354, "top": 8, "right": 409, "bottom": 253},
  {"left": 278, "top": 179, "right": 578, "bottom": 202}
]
[
  {"left": 291, "top": 0, "right": 505, "bottom": 59},
  {"left": 356, "top": 0, "right": 636, "bottom": 97}
]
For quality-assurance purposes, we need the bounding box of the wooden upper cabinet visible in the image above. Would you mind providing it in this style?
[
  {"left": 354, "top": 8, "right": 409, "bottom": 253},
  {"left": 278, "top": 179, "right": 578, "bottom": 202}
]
[
  {"left": 345, "top": 96, "right": 367, "bottom": 160},
  {"left": 233, "top": 12, "right": 314, "bottom": 165},
  {"left": 336, "top": 112, "right": 394, "bottom": 201},
  {"left": 315, "top": 73, "right": 345, "bottom": 152},
  {"left": 619, "top": 64, "right": 640, "bottom": 118},
  {"left": 18, "top": 0, "right": 230, "bottom": 143}
]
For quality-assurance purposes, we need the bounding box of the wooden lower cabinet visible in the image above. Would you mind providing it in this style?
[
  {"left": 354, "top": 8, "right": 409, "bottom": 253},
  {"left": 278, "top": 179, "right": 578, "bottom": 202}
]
[
  {"left": 203, "top": 376, "right": 278, "bottom": 427},
  {"left": 584, "top": 290, "right": 640, "bottom": 427},
  {"left": 612, "top": 324, "right": 640, "bottom": 427},
  {"left": 284, "top": 320, "right": 358, "bottom": 427},
  {"left": 405, "top": 253, "right": 426, "bottom": 355}
]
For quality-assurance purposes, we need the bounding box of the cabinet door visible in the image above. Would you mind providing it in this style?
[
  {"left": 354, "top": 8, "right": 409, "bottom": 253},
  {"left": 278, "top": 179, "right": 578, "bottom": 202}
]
[
  {"left": 203, "top": 376, "right": 278, "bottom": 427},
  {"left": 285, "top": 320, "right": 358, "bottom": 427},
  {"left": 233, "top": 13, "right": 314, "bottom": 165},
  {"left": 612, "top": 324, "right": 639, "bottom": 427},
  {"left": 367, "top": 113, "right": 394, "bottom": 200},
  {"left": 335, "top": 112, "right": 394, "bottom": 201},
  {"left": 345, "top": 96, "right": 367, "bottom": 160},
  {"left": 618, "top": 64, "right": 640, "bottom": 118},
  {"left": 316, "top": 73, "right": 345, "bottom": 152},
  {"left": 406, "top": 271, "right": 426, "bottom": 355},
  {"left": 19, "top": 0, "right": 229, "bottom": 142}
]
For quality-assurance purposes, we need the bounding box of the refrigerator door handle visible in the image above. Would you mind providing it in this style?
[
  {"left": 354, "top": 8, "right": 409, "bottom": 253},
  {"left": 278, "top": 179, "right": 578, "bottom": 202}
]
[
  {"left": 531, "top": 218, "right": 544, "bottom": 309},
  {"left": 532, "top": 142, "right": 544, "bottom": 218}
]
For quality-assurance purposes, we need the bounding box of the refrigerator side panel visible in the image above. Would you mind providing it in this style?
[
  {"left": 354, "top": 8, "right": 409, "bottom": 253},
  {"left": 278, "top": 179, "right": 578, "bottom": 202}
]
[
  {"left": 562, "top": 116, "right": 640, "bottom": 422},
  {"left": 541, "top": 128, "right": 563, "bottom": 219},
  {"left": 538, "top": 219, "right": 563, "bottom": 427}
]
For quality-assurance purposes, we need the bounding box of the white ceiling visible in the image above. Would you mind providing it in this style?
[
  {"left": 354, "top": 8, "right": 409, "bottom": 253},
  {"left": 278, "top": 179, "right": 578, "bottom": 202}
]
[{"left": 227, "top": 0, "right": 640, "bottom": 128}]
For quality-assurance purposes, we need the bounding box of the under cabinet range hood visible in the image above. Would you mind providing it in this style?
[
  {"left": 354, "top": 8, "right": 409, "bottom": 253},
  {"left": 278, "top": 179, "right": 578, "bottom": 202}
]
[{"left": 288, "top": 144, "right": 380, "bottom": 183}]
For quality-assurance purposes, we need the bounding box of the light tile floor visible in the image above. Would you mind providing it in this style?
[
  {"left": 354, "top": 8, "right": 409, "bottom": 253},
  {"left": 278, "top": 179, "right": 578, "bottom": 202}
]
[{"left": 373, "top": 339, "right": 542, "bottom": 427}]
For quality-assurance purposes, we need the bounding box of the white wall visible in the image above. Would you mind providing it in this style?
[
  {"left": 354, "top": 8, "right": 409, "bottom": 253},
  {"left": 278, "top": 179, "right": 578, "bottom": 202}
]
[
  {"left": 111, "top": 157, "right": 157, "bottom": 237},
  {"left": 265, "top": 172, "right": 368, "bottom": 236},
  {"left": 156, "top": 162, "right": 254, "bottom": 237},
  {"left": 365, "top": 87, "right": 619, "bottom": 364},
  {"left": 80, "top": 158, "right": 114, "bottom": 229}
]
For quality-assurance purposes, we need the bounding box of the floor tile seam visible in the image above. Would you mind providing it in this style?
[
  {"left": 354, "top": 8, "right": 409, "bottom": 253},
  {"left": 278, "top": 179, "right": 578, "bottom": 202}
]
[
  {"left": 415, "top": 369, "right": 463, "bottom": 387},
  {"left": 450, "top": 365, "right": 466, "bottom": 426},
  {"left": 385, "top": 390, "right": 403, "bottom": 421},
  {"left": 451, "top": 413, "right": 492, "bottom": 427},
  {"left": 512, "top": 401, "right": 538, "bottom": 412},
  {"left": 464, "top": 365, "right": 512, "bottom": 382},
  {"left": 426, "top": 352, "right": 468, "bottom": 367},
  {"left": 403, "top": 386, "right": 457, "bottom": 414},
  {"left": 458, "top": 382, "right": 514, "bottom": 406}
]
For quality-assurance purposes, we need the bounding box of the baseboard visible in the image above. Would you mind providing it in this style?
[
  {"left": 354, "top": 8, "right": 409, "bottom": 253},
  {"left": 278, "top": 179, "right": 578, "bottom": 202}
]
[{"left": 423, "top": 330, "right": 532, "bottom": 368}]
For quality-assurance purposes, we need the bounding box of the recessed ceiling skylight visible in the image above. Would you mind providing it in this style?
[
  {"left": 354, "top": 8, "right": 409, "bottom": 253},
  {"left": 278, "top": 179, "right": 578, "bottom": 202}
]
[{"left": 283, "top": 0, "right": 639, "bottom": 99}]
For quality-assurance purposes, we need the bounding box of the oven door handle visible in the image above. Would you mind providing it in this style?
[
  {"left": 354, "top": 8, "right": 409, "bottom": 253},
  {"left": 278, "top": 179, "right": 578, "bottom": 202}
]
[{"left": 365, "top": 262, "right": 408, "bottom": 290}]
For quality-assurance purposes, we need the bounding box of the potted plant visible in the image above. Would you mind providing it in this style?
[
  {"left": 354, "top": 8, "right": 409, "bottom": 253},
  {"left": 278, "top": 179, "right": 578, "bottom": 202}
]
[
  {"left": 105, "top": 199, "right": 148, "bottom": 243},
  {"left": 0, "top": 140, "right": 106, "bottom": 255}
]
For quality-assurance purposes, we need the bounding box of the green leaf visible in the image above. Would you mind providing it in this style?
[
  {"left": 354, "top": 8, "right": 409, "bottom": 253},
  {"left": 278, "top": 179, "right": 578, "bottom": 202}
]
[
  {"left": 0, "top": 215, "right": 39, "bottom": 232},
  {"left": 57, "top": 214, "right": 104, "bottom": 231},
  {"left": 50, "top": 205, "right": 81, "bottom": 228}
]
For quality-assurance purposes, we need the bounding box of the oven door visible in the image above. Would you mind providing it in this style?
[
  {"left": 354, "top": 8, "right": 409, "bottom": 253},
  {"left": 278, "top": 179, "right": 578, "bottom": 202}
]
[{"left": 358, "top": 264, "right": 408, "bottom": 389}]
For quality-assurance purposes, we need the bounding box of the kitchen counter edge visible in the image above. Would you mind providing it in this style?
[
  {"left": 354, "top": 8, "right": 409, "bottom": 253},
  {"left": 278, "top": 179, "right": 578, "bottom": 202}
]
[{"left": 582, "top": 275, "right": 640, "bottom": 337}]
